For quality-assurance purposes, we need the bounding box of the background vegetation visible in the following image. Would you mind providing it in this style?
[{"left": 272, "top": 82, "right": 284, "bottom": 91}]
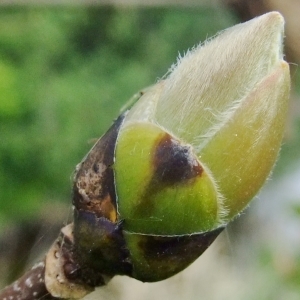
[{"left": 0, "top": 2, "right": 300, "bottom": 299}]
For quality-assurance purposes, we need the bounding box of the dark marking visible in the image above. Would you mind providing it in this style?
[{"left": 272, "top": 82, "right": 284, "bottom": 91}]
[
  {"left": 131, "top": 227, "right": 224, "bottom": 282},
  {"left": 72, "top": 113, "right": 126, "bottom": 222},
  {"left": 63, "top": 262, "right": 81, "bottom": 280},
  {"left": 134, "top": 133, "right": 203, "bottom": 218},
  {"left": 153, "top": 133, "right": 203, "bottom": 185}
]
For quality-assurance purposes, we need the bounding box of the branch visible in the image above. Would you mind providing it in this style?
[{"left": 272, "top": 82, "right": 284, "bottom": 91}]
[{"left": 0, "top": 261, "right": 56, "bottom": 300}]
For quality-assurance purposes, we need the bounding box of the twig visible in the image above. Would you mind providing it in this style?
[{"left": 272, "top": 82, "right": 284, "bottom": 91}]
[{"left": 0, "top": 261, "right": 56, "bottom": 300}]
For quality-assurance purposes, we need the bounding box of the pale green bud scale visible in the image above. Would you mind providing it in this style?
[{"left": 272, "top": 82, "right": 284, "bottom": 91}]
[{"left": 115, "top": 122, "right": 221, "bottom": 235}]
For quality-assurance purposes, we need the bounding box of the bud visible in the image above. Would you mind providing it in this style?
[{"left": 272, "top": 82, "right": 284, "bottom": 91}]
[
  {"left": 116, "top": 11, "right": 290, "bottom": 227},
  {"left": 71, "top": 12, "right": 290, "bottom": 287}
]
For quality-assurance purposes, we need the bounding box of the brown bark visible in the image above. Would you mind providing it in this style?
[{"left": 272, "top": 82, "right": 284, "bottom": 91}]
[
  {"left": 0, "top": 225, "right": 96, "bottom": 300},
  {"left": 0, "top": 261, "right": 57, "bottom": 300}
]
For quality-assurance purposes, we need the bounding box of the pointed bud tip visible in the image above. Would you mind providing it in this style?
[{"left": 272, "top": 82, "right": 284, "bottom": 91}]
[
  {"left": 263, "top": 11, "right": 284, "bottom": 25},
  {"left": 257, "top": 11, "right": 285, "bottom": 59}
]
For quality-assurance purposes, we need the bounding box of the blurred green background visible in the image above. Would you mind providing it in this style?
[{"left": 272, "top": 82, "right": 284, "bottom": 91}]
[
  {"left": 0, "top": 6, "right": 235, "bottom": 224},
  {"left": 1, "top": 2, "right": 300, "bottom": 300}
]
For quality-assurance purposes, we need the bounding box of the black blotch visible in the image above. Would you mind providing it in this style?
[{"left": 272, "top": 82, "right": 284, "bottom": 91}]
[
  {"left": 92, "top": 163, "right": 99, "bottom": 173},
  {"left": 63, "top": 262, "right": 81, "bottom": 281},
  {"left": 153, "top": 134, "right": 202, "bottom": 185}
]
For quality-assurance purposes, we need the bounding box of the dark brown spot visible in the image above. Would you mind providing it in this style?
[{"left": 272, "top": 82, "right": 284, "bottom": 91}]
[
  {"left": 153, "top": 133, "right": 203, "bottom": 185},
  {"left": 63, "top": 262, "right": 81, "bottom": 280},
  {"left": 133, "top": 133, "right": 203, "bottom": 218}
]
